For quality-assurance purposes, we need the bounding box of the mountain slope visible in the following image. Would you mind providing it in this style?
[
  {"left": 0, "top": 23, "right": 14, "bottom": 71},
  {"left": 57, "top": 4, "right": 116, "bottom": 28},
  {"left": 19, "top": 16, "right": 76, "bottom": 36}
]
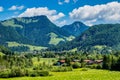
[
  {"left": 0, "top": 23, "right": 31, "bottom": 45},
  {"left": 49, "top": 24, "right": 120, "bottom": 52},
  {"left": 0, "top": 16, "right": 72, "bottom": 51},
  {"left": 61, "top": 21, "right": 89, "bottom": 36}
]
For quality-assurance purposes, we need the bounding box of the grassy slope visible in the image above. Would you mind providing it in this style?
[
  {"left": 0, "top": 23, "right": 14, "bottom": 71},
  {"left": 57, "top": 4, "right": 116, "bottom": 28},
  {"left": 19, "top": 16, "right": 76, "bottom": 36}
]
[
  {"left": 0, "top": 69, "right": 120, "bottom": 80},
  {"left": 0, "top": 52, "right": 5, "bottom": 56},
  {"left": 7, "top": 42, "right": 47, "bottom": 51},
  {"left": 48, "top": 32, "right": 75, "bottom": 45},
  {"left": 48, "top": 32, "right": 65, "bottom": 45},
  {"left": 1, "top": 19, "right": 23, "bottom": 28}
]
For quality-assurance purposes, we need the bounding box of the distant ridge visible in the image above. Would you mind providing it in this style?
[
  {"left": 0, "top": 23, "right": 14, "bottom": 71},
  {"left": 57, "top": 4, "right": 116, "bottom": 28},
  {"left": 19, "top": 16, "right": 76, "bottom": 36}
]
[{"left": 61, "top": 21, "right": 89, "bottom": 36}]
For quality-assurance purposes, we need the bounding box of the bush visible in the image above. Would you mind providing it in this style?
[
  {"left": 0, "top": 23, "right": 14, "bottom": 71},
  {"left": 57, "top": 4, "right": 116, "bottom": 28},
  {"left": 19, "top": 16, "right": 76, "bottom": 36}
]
[
  {"left": 38, "top": 71, "right": 49, "bottom": 76},
  {"left": 62, "top": 63, "right": 67, "bottom": 67},
  {"left": 0, "top": 68, "right": 27, "bottom": 78},
  {"left": 66, "top": 66, "right": 73, "bottom": 71},
  {"left": 24, "top": 69, "right": 29, "bottom": 76},
  {"left": 30, "top": 72, "right": 38, "bottom": 77},
  {"left": 88, "top": 64, "right": 102, "bottom": 69},
  {"left": 30, "top": 70, "right": 49, "bottom": 77},
  {"left": 33, "top": 66, "right": 39, "bottom": 70},
  {"left": 72, "top": 62, "right": 81, "bottom": 69},
  {"left": 0, "top": 69, "right": 49, "bottom": 78},
  {"left": 96, "top": 65, "right": 102, "bottom": 69},
  {"left": 52, "top": 66, "right": 72, "bottom": 72},
  {"left": 0, "top": 70, "right": 10, "bottom": 78},
  {"left": 89, "top": 64, "right": 97, "bottom": 69},
  {"left": 81, "top": 68, "right": 88, "bottom": 71},
  {"left": 10, "top": 68, "right": 25, "bottom": 77}
]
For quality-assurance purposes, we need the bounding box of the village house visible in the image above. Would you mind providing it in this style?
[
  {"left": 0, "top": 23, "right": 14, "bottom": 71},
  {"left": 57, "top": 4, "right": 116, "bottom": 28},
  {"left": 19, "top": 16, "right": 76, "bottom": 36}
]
[
  {"left": 84, "top": 59, "right": 103, "bottom": 65},
  {"left": 56, "top": 59, "right": 103, "bottom": 66},
  {"left": 57, "top": 60, "right": 66, "bottom": 65}
]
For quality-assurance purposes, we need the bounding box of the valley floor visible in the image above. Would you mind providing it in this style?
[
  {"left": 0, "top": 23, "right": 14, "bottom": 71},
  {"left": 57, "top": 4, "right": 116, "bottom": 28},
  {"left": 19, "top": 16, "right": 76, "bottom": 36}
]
[{"left": 0, "top": 69, "right": 120, "bottom": 80}]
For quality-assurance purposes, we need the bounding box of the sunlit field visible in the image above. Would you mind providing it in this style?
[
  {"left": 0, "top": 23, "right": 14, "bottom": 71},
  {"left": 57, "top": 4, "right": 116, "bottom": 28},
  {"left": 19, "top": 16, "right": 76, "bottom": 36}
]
[
  {"left": 32, "top": 57, "right": 58, "bottom": 65},
  {"left": 0, "top": 69, "right": 120, "bottom": 80}
]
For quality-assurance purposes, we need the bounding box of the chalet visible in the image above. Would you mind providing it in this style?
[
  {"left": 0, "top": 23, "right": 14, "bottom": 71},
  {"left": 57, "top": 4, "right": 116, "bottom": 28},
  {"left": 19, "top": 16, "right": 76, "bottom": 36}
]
[
  {"left": 84, "top": 59, "right": 103, "bottom": 65},
  {"left": 73, "top": 59, "right": 80, "bottom": 62},
  {"left": 57, "top": 60, "right": 65, "bottom": 65},
  {"left": 56, "top": 59, "right": 103, "bottom": 66},
  {"left": 95, "top": 60, "right": 103, "bottom": 64},
  {"left": 84, "top": 60, "right": 94, "bottom": 64}
]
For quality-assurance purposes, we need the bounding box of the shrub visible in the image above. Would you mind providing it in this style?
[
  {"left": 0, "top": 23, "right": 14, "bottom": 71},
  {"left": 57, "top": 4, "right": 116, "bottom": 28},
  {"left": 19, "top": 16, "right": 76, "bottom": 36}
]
[
  {"left": 66, "top": 66, "right": 73, "bottom": 71},
  {"left": 33, "top": 66, "right": 39, "bottom": 70},
  {"left": 0, "top": 70, "right": 10, "bottom": 78},
  {"left": 30, "top": 72, "right": 38, "bottom": 77},
  {"left": 38, "top": 71, "right": 49, "bottom": 76},
  {"left": 72, "top": 62, "right": 81, "bottom": 69},
  {"left": 10, "top": 67, "right": 25, "bottom": 77},
  {"left": 81, "top": 68, "right": 88, "bottom": 71},
  {"left": 52, "top": 66, "right": 72, "bottom": 72},
  {"left": 0, "top": 68, "right": 27, "bottom": 78},
  {"left": 89, "top": 64, "right": 97, "bottom": 69},
  {"left": 53, "top": 62, "right": 58, "bottom": 66},
  {"left": 30, "top": 70, "right": 49, "bottom": 77},
  {"left": 24, "top": 69, "right": 29, "bottom": 76},
  {"left": 96, "top": 65, "right": 102, "bottom": 69},
  {"left": 62, "top": 63, "right": 67, "bottom": 67}
]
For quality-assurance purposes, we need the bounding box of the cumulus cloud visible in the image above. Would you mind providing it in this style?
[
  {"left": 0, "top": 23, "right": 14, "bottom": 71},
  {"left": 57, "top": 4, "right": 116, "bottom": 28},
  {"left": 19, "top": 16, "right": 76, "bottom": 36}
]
[
  {"left": 9, "top": 5, "right": 24, "bottom": 10},
  {"left": 69, "top": 1, "right": 120, "bottom": 26},
  {"left": 58, "top": 0, "right": 71, "bottom": 5},
  {"left": 19, "top": 7, "right": 65, "bottom": 25},
  {"left": 73, "top": 0, "right": 78, "bottom": 3},
  {"left": 58, "top": 2, "right": 63, "bottom": 5},
  {"left": 0, "top": 7, "right": 3, "bottom": 12},
  {"left": 55, "top": 20, "right": 67, "bottom": 26},
  {"left": 58, "top": 0, "right": 63, "bottom": 5},
  {"left": 64, "top": 0, "right": 70, "bottom": 3}
]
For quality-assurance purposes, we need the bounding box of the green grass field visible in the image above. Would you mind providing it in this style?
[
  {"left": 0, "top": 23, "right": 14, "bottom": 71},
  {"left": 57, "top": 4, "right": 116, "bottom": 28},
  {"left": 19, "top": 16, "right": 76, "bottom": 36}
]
[
  {"left": 32, "top": 57, "right": 58, "bottom": 65},
  {"left": 48, "top": 32, "right": 65, "bottom": 45},
  {"left": 0, "top": 69, "right": 120, "bottom": 80},
  {"left": 7, "top": 42, "right": 47, "bottom": 51}
]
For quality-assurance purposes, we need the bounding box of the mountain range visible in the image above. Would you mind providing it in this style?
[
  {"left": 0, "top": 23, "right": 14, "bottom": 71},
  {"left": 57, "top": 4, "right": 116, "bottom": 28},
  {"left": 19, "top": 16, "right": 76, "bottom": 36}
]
[
  {"left": 1, "top": 15, "right": 120, "bottom": 53},
  {"left": 49, "top": 24, "right": 120, "bottom": 53},
  {"left": 0, "top": 15, "right": 89, "bottom": 52}
]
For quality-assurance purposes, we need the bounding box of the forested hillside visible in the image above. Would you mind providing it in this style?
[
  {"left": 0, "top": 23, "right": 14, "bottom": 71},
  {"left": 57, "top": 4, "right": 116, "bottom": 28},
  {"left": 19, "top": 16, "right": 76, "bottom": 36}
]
[
  {"left": 49, "top": 24, "right": 120, "bottom": 52},
  {"left": 61, "top": 21, "right": 89, "bottom": 36},
  {"left": 0, "top": 16, "right": 76, "bottom": 51}
]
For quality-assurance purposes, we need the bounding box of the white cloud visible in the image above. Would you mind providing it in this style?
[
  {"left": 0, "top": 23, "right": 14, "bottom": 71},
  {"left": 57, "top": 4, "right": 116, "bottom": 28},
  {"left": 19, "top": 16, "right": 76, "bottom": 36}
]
[
  {"left": 9, "top": 6, "right": 17, "bottom": 10},
  {"left": 69, "top": 1, "right": 120, "bottom": 26},
  {"left": 19, "top": 7, "right": 65, "bottom": 25},
  {"left": 58, "top": 0, "right": 63, "bottom": 5},
  {"left": 50, "top": 12, "right": 65, "bottom": 21},
  {"left": 9, "top": 5, "right": 24, "bottom": 10},
  {"left": 0, "top": 7, "right": 3, "bottom": 12},
  {"left": 58, "top": 0, "right": 70, "bottom": 5},
  {"left": 73, "top": 0, "right": 78, "bottom": 3},
  {"left": 55, "top": 20, "right": 67, "bottom": 26},
  {"left": 64, "top": 0, "right": 70, "bottom": 3}
]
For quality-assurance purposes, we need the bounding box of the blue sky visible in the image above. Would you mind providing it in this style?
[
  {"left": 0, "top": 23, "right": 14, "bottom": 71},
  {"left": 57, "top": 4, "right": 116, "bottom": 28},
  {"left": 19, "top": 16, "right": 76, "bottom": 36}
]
[{"left": 0, "top": 0, "right": 120, "bottom": 26}]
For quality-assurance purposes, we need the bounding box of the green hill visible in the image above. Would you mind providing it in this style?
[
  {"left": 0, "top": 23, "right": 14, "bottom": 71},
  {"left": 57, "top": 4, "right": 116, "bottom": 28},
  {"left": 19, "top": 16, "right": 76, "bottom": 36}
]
[
  {"left": 0, "top": 16, "right": 72, "bottom": 52},
  {"left": 61, "top": 21, "right": 89, "bottom": 36},
  {"left": 49, "top": 24, "right": 120, "bottom": 52}
]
